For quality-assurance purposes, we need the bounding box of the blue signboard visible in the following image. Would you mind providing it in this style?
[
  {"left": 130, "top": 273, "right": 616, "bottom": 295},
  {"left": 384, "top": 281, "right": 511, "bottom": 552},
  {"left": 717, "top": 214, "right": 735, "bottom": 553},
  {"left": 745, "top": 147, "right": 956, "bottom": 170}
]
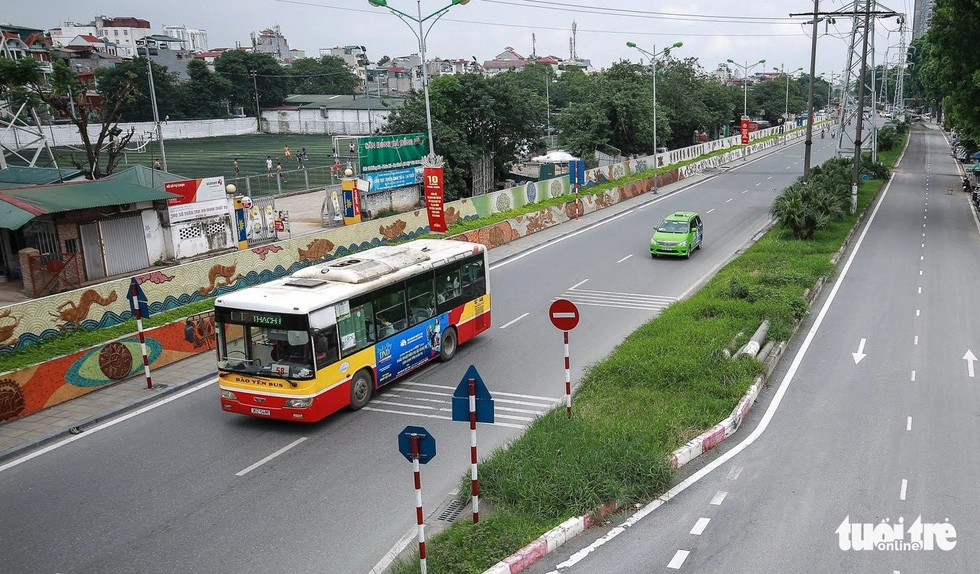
[
  {"left": 398, "top": 425, "right": 436, "bottom": 464},
  {"left": 128, "top": 278, "right": 150, "bottom": 318},
  {"left": 235, "top": 207, "right": 247, "bottom": 243},
  {"left": 452, "top": 364, "right": 494, "bottom": 424},
  {"left": 363, "top": 166, "right": 423, "bottom": 193},
  {"left": 569, "top": 160, "right": 586, "bottom": 187},
  {"left": 375, "top": 314, "right": 449, "bottom": 387}
]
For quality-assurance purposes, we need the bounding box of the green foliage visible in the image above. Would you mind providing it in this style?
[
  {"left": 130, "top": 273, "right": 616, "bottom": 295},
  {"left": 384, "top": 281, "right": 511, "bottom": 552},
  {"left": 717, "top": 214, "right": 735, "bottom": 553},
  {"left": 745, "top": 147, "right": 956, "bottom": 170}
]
[
  {"left": 917, "top": 0, "right": 980, "bottom": 139},
  {"left": 214, "top": 50, "right": 288, "bottom": 112},
  {"left": 877, "top": 126, "right": 898, "bottom": 151},
  {"left": 97, "top": 58, "right": 175, "bottom": 122},
  {"left": 287, "top": 56, "right": 359, "bottom": 95},
  {"left": 770, "top": 181, "right": 842, "bottom": 240}
]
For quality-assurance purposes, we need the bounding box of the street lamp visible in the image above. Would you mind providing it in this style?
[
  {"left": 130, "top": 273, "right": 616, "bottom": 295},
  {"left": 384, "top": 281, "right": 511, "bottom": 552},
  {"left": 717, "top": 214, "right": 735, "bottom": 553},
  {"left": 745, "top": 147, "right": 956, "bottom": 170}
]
[
  {"left": 727, "top": 58, "right": 766, "bottom": 118},
  {"left": 368, "top": 0, "right": 470, "bottom": 160},
  {"left": 627, "top": 40, "right": 682, "bottom": 193},
  {"left": 783, "top": 65, "right": 804, "bottom": 126}
]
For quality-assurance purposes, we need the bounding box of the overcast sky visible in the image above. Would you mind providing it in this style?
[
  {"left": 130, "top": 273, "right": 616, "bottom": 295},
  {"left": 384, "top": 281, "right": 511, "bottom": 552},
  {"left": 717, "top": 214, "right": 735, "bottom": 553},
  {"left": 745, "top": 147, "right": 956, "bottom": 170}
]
[{"left": 6, "top": 0, "right": 915, "bottom": 78}]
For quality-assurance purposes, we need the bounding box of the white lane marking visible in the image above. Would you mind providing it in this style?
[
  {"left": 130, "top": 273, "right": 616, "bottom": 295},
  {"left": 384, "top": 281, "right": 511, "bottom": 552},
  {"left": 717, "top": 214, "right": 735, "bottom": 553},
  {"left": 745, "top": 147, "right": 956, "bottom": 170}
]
[
  {"left": 0, "top": 378, "right": 215, "bottom": 474},
  {"left": 710, "top": 491, "right": 728, "bottom": 505},
  {"left": 914, "top": 335, "right": 918, "bottom": 345},
  {"left": 667, "top": 550, "right": 690, "bottom": 569},
  {"left": 550, "top": 151, "right": 902, "bottom": 573},
  {"left": 707, "top": 208, "right": 715, "bottom": 214},
  {"left": 767, "top": 176, "right": 773, "bottom": 180},
  {"left": 727, "top": 466, "right": 743, "bottom": 480},
  {"left": 499, "top": 312, "right": 529, "bottom": 329},
  {"left": 922, "top": 233, "right": 925, "bottom": 237},
  {"left": 569, "top": 279, "right": 589, "bottom": 290},
  {"left": 900, "top": 479, "right": 908, "bottom": 501},
  {"left": 617, "top": 254, "right": 633, "bottom": 263},
  {"left": 918, "top": 287, "right": 922, "bottom": 294},
  {"left": 742, "top": 189, "right": 749, "bottom": 194},
  {"left": 726, "top": 198, "right": 734, "bottom": 203},
  {"left": 690, "top": 517, "right": 710, "bottom": 535},
  {"left": 907, "top": 416, "right": 912, "bottom": 431},
  {"left": 921, "top": 244, "right": 924, "bottom": 248},
  {"left": 916, "top": 309, "right": 921, "bottom": 317},
  {"left": 370, "top": 525, "right": 419, "bottom": 574},
  {"left": 236, "top": 437, "right": 307, "bottom": 476},
  {"left": 911, "top": 371, "right": 916, "bottom": 382}
]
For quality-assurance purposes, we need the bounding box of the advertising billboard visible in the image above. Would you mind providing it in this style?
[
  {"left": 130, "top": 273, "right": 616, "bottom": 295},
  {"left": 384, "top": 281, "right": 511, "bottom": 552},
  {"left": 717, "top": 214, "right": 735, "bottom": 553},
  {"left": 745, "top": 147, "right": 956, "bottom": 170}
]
[
  {"left": 358, "top": 134, "right": 428, "bottom": 173},
  {"left": 362, "top": 166, "right": 423, "bottom": 193},
  {"left": 165, "top": 177, "right": 228, "bottom": 223}
]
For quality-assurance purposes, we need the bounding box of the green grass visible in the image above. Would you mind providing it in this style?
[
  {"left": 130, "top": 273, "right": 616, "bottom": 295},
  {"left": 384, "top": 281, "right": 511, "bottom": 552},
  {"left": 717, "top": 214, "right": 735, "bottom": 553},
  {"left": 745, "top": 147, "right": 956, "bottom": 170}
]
[{"left": 384, "top": 131, "right": 905, "bottom": 573}]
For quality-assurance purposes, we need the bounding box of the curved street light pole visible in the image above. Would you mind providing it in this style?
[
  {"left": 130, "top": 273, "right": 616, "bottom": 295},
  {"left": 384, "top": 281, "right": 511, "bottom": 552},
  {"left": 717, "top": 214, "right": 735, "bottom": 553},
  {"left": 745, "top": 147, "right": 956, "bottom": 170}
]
[
  {"left": 627, "top": 41, "right": 682, "bottom": 193},
  {"left": 783, "top": 65, "right": 804, "bottom": 138},
  {"left": 727, "top": 58, "right": 766, "bottom": 118},
  {"left": 368, "top": 0, "right": 469, "bottom": 160}
]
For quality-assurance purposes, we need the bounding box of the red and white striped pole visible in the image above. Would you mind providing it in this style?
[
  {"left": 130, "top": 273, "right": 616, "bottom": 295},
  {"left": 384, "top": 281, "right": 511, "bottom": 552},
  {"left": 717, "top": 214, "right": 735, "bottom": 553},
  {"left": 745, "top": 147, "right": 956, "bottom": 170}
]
[
  {"left": 130, "top": 282, "right": 152, "bottom": 390},
  {"left": 468, "top": 377, "right": 480, "bottom": 523},
  {"left": 574, "top": 182, "right": 580, "bottom": 220},
  {"left": 563, "top": 331, "right": 571, "bottom": 418},
  {"left": 411, "top": 434, "right": 428, "bottom": 574}
]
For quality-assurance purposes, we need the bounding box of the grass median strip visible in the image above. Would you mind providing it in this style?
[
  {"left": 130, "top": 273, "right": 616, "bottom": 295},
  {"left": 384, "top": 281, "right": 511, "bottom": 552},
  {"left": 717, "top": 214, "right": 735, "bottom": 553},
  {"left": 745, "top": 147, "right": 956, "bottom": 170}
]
[{"left": 388, "top": 137, "right": 905, "bottom": 574}]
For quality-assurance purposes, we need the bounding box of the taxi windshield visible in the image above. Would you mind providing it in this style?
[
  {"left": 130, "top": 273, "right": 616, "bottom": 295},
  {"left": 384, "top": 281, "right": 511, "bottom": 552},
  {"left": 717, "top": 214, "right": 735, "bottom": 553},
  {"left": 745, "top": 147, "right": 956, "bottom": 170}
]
[{"left": 658, "top": 220, "right": 688, "bottom": 234}]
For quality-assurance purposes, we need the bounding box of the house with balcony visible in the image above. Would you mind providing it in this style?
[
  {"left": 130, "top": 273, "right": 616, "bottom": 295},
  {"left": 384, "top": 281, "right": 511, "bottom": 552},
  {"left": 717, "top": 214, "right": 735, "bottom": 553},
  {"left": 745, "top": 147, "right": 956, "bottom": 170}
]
[
  {"left": 482, "top": 47, "right": 528, "bottom": 77},
  {"left": 0, "top": 25, "right": 54, "bottom": 76},
  {"left": 136, "top": 35, "right": 193, "bottom": 79}
]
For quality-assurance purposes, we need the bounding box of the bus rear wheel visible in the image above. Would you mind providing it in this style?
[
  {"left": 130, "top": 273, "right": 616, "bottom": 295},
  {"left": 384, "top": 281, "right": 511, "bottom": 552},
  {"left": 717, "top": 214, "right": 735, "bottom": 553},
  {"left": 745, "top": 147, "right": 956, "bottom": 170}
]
[
  {"left": 349, "top": 369, "right": 373, "bottom": 410},
  {"left": 439, "top": 327, "right": 458, "bottom": 362}
]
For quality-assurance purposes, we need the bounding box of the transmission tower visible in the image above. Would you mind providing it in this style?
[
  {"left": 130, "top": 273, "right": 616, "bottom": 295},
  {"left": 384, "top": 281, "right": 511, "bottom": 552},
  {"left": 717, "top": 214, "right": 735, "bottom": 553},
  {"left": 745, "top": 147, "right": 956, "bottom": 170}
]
[
  {"left": 0, "top": 100, "right": 59, "bottom": 170},
  {"left": 833, "top": 1, "right": 900, "bottom": 158},
  {"left": 893, "top": 14, "right": 908, "bottom": 113}
]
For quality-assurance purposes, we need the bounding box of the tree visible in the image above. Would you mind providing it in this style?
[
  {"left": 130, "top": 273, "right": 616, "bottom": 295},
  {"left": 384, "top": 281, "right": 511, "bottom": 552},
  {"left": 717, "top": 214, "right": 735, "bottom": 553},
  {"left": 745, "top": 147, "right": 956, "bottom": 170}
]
[
  {"left": 1, "top": 58, "right": 136, "bottom": 178},
  {"left": 381, "top": 72, "right": 546, "bottom": 199},
  {"left": 657, "top": 58, "right": 735, "bottom": 147},
  {"left": 920, "top": 0, "right": 980, "bottom": 141},
  {"left": 176, "top": 59, "right": 234, "bottom": 119},
  {"left": 288, "top": 56, "right": 359, "bottom": 95},
  {"left": 214, "top": 50, "right": 288, "bottom": 115},
  {"left": 96, "top": 58, "right": 179, "bottom": 122},
  {"left": 376, "top": 55, "right": 391, "bottom": 67}
]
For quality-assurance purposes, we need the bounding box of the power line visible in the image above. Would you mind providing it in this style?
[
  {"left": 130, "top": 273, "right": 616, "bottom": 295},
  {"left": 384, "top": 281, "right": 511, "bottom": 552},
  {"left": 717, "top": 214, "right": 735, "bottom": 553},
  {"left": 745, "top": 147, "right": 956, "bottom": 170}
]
[{"left": 482, "top": 0, "right": 801, "bottom": 24}]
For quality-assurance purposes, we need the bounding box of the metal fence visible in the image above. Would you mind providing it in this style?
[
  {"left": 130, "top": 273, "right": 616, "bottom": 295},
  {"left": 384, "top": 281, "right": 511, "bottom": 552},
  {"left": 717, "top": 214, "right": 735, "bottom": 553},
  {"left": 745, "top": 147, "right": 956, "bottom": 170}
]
[{"left": 226, "top": 165, "right": 347, "bottom": 199}]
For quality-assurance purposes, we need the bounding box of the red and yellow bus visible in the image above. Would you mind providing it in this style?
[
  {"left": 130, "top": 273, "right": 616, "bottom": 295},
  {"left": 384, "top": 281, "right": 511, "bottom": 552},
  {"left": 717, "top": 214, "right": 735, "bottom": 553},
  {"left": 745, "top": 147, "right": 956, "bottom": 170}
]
[{"left": 215, "top": 239, "right": 491, "bottom": 422}]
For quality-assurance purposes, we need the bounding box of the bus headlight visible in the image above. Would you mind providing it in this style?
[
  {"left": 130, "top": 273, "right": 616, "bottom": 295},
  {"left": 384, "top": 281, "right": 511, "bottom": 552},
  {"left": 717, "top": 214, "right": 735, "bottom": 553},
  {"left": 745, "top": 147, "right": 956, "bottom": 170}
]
[
  {"left": 220, "top": 390, "right": 237, "bottom": 400},
  {"left": 284, "top": 398, "right": 314, "bottom": 408}
]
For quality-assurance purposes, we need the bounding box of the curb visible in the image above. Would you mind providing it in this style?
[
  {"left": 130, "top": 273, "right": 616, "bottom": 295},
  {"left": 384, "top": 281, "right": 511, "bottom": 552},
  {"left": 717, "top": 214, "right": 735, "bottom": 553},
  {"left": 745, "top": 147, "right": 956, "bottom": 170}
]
[{"left": 0, "top": 372, "right": 214, "bottom": 463}]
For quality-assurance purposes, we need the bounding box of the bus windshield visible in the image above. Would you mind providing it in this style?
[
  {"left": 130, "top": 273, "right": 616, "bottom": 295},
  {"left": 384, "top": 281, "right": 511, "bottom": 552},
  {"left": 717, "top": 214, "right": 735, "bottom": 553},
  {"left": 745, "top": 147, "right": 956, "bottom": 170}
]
[{"left": 216, "top": 320, "right": 316, "bottom": 381}]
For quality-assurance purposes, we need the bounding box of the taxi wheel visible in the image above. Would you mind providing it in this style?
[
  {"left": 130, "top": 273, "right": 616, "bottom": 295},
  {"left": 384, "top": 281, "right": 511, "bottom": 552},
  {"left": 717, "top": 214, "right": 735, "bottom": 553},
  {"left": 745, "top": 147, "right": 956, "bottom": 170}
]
[
  {"left": 685, "top": 247, "right": 691, "bottom": 259},
  {"left": 349, "top": 369, "right": 373, "bottom": 410}
]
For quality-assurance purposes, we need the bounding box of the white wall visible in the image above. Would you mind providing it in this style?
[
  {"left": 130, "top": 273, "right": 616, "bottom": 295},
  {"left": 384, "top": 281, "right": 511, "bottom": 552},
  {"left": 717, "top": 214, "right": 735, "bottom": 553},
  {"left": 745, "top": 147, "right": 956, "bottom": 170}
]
[
  {"left": 263, "top": 109, "right": 391, "bottom": 135},
  {"left": 142, "top": 209, "right": 168, "bottom": 264},
  {"left": 3, "top": 118, "right": 258, "bottom": 149},
  {"left": 172, "top": 215, "right": 235, "bottom": 260}
]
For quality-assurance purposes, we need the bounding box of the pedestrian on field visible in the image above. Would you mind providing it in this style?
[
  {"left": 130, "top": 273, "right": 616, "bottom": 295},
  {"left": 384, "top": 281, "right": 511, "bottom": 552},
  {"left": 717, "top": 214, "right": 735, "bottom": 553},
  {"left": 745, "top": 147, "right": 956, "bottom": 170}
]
[
  {"left": 266, "top": 156, "right": 273, "bottom": 177},
  {"left": 301, "top": 146, "right": 308, "bottom": 160},
  {"left": 349, "top": 141, "right": 355, "bottom": 154},
  {"left": 284, "top": 145, "right": 291, "bottom": 159},
  {"left": 276, "top": 162, "right": 287, "bottom": 184},
  {"left": 233, "top": 158, "right": 240, "bottom": 178},
  {"left": 297, "top": 153, "right": 304, "bottom": 169},
  {"left": 153, "top": 159, "right": 162, "bottom": 170}
]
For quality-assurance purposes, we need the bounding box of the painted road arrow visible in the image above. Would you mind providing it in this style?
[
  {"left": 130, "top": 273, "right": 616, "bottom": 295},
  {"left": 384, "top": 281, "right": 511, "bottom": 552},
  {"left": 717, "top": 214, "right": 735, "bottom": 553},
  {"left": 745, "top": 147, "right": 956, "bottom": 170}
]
[
  {"left": 852, "top": 338, "right": 867, "bottom": 364},
  {"left": 965, "top": 350, "right": 977, "bottom": 378}
]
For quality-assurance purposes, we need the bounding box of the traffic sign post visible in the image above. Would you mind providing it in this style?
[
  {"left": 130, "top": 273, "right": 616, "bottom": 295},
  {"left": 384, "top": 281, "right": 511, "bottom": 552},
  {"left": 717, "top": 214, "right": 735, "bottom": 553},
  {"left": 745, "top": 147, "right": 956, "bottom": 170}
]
[
  {"left": 452, "top": 365, "right": 494, "bottom": 523},
  {"left": 549, "top": 299, "right": 580, "bottom": 418},
  {"left": 569, "top": 160, "right": 585, "bottom": 220},
  {"left": 129, "top": 279, "right": 153, "bottom": 390},
  {"left": 398, "top": 426, "right": 436, "bottom": 574}
]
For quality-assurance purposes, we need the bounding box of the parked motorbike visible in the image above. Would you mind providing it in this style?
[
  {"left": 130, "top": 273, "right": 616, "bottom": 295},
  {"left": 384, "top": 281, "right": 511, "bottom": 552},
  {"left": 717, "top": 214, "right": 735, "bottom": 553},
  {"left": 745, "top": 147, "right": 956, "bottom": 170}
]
[{"left": 963, "top": 177, "right": 972, "bottom": 193}]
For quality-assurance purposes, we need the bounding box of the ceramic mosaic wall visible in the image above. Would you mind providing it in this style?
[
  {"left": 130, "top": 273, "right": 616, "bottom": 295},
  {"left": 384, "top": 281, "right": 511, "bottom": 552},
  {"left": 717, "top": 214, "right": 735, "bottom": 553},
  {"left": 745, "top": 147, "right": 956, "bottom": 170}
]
[{"left": 0, "top": 126, "right": 808, "bottom": 356}]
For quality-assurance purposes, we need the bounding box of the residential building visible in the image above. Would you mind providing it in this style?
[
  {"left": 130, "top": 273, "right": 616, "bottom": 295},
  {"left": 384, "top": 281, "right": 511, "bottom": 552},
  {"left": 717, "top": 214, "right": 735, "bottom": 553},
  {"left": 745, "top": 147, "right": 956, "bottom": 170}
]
[
  {"left": 162, "top": 24, "right": 209, "bottom": 53},
  {"left": 136, "top": 35, "right": 193, "bottom": 79},
  {"left": 0, "top": 24, "right": 53, "bottom": 75},
  {"left": 96, "top": 16, "right": 152, "bottom": 58},
  {"left": 482, "top": 47, "right": 527, "bottom": 76},
  {"left": 251, "top": 25, "right": 290, "bottom": 63},
  {"left": 912, "top": 0, "right": 936, "bottom": 40},
  {"left": 265, "top": 94, "right": 404, "bottom": 135}
]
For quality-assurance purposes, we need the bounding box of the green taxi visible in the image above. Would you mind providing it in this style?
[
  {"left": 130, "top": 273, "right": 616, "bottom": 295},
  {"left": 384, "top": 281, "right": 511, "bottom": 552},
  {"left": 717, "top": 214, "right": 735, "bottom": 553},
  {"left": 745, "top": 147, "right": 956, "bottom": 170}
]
[{"left": 650, "top": 211, "right": 703, "bottom": 258}]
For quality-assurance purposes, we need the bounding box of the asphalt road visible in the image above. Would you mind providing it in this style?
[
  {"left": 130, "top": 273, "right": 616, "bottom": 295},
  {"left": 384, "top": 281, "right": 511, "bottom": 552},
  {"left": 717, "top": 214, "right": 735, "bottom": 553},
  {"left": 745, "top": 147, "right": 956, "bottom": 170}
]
[
  {"left": 0, "top": 135, "right": 843, "bottom": 574},
  {"left": 525, "top": 124, "right": 980, "bottom": 574}
]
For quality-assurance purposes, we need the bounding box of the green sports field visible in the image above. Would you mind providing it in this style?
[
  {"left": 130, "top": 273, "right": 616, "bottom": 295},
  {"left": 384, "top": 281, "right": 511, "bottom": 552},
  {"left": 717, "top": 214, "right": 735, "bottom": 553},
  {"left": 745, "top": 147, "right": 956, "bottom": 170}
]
[{"left": 106, "top": 133, "right": 338, "bottom": 180}]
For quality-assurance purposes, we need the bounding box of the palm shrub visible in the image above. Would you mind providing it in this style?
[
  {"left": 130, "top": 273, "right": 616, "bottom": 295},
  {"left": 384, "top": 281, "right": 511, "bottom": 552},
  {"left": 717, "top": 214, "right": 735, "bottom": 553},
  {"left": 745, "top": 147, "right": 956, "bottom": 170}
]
[
  {"left": 878, "top": 126, "right": 897, "bottom": 151},
  {"left": 771, "top": 180, "right": 845, "bottom": 240}
]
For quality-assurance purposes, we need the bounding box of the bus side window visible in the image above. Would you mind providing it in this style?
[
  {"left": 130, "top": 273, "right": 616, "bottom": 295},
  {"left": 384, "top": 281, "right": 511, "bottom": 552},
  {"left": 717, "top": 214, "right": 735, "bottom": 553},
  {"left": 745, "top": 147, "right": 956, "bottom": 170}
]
[
  {"left": 407, "top": 274, "right": 435, "bottom": 326},
  {"left": 337, "top": 301, "right": 374, "bottom": 356},
  {"left": 314, "top": 326, "right": 339, "bottom": 368},
  {"left": 461, "top": 260, "right": 485, "bottom": 299},
  {"left": 436, "top": 268, "right": 461, "bottom": 304},
  {"left": 373, "top": 288, "right": 407, "bottom": 335}
]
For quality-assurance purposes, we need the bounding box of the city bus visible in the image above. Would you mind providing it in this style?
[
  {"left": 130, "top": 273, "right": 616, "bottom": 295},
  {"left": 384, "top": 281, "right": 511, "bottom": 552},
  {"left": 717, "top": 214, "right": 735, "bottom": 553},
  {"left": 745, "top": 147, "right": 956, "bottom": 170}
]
[{"left": 214, "top": 239, "right": 491, "bottom": 422}]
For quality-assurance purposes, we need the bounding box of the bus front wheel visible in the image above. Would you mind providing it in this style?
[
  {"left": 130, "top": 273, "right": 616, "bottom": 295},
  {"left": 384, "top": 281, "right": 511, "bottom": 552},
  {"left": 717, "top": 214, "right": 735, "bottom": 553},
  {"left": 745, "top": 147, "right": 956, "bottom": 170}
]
[
  {"left": 349, "top": 369, "right": 373, "bottom": 410},
  {"left": 439, "top": 327, "right": 458, "bottom": 362}
]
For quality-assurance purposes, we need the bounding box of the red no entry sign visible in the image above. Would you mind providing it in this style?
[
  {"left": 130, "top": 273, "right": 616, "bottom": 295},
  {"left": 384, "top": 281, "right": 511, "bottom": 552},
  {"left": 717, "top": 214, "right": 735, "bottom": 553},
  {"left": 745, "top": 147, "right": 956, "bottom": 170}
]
[{"left": 549, "top": 299, "right": 579, "bottom": 331}]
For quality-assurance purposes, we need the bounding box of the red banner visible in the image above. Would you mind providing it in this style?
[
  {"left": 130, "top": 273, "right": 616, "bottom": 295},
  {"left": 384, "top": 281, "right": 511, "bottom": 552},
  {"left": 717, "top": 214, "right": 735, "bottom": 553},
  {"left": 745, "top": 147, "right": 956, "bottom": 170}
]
[
  {"left": 740, "top": 119, "right": 750, "bottom": 144},
  {"left": 424, "top": 166, "right": 447, "bottom": 233}
]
